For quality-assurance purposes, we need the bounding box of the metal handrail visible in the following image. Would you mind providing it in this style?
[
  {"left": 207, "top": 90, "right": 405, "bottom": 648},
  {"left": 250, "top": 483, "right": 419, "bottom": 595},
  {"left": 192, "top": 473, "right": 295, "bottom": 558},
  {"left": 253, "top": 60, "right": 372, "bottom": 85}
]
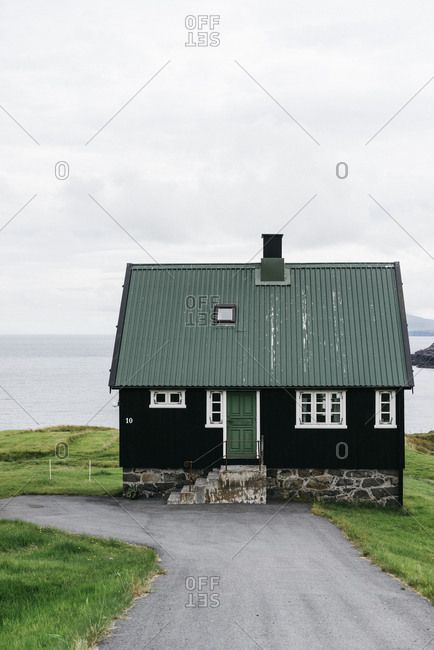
[
  {"left": 184, "top": 441, "right": 225, "bottom": 482},
  {"left": 190, "top": 440, "right": 224, "bottom": 465},
  {"left": 186, "top": 435, "right": 264, "bottom": 482},
  {"left": 257, "top": 435, "right": 264, "bottom": 467}
]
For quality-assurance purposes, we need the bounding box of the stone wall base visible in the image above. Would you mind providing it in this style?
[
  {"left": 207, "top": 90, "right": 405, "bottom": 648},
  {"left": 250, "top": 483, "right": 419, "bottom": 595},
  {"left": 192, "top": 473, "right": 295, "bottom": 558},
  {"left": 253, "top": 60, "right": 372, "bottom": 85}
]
[
  {"left": 123, "top": 467, "right": 401, "bottom": 506},
  {"left": 267, "top": 468, "right": 400, "bottom": 506},
  {"left": 123, "top": 468, "right": 204, "bottom": 499}
]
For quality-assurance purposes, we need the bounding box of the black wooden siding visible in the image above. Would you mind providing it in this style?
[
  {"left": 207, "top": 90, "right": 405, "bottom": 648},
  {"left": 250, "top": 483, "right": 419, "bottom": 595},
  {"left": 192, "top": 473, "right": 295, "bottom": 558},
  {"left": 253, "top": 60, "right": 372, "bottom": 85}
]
[{"left": 119, "top": 388, "right": 405, "bottom": 470}]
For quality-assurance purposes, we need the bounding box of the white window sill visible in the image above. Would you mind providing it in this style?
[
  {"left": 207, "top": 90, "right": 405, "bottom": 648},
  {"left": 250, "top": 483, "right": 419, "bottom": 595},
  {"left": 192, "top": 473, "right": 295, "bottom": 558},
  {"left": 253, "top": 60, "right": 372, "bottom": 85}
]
[
  {"left": 205, "top": 422, "right": 223, "bottom": 428},
  {"left": 374, "top": 424, "right": 397, "bottom": 429},
  {"left": 149, "top": 404, "right": 186, "bottom": 409},
  {"left": 295, "top": 424, "right": 348, "bottom": 429}
]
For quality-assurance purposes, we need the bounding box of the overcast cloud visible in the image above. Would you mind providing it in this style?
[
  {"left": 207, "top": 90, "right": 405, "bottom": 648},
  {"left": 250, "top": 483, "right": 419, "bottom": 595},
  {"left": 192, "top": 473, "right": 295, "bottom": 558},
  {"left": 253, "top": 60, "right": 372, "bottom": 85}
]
[{"left": 1, "top": 0, "right": 433, "bottom": 334}]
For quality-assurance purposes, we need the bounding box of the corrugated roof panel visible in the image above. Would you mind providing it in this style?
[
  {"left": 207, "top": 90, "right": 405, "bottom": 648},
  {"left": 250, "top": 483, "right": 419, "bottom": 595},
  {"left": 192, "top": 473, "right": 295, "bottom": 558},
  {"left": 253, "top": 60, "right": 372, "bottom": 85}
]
[{"left": 111, "top": 263, "right": 413, "bottom": 388}]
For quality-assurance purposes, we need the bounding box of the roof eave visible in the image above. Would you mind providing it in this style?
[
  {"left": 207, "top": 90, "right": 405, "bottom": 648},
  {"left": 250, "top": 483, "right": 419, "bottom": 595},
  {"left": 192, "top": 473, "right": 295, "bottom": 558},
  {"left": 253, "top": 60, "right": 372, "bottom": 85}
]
[
  {"left": 109, "top": 264, "right": 133, "bottom": 388},
  {"left": 393, "top": 261, "right": 415, "bottom": 388}
]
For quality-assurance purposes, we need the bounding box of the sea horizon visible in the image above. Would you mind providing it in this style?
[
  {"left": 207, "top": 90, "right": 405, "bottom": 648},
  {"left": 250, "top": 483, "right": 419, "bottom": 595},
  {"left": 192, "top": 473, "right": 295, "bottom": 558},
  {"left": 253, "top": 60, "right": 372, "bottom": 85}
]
[{"left": 0, "top": 334, "right": 432, "bottom": 433}]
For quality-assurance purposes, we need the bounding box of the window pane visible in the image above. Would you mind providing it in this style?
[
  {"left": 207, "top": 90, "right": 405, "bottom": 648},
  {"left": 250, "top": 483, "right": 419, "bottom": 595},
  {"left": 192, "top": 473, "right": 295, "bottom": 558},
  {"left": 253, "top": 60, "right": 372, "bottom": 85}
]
[
  {"left": 211, "top": 413, "right": 221, "bottom": 423},
  {"left": 381, "top": 393, "right": 391, "bottom": 403},
  {"left": 302, "top": 413, "right": 312, "bottom": 423},
  {"left": 211, "top": 392, "right": 221, "bottom": 402},
  {"left": 331, "top": 413, "right": 341, "bottom": 423},
  {"left": 170, "top": 393, "right": 181, "bottom": 403},
  {"left": 316, "top": 394, "right": 326, "bottom": 413},
  {"left": 155, "top": 393, "right": 166, "bottom": 403}
]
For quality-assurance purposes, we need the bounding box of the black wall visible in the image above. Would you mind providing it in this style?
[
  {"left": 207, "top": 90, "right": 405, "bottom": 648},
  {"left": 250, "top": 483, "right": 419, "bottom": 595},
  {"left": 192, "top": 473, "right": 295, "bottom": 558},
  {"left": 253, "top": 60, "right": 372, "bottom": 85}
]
[
  {"left": 120, "top": 388, "right": 223, "bottom": 469},
  {"left": 261, "top": 388, "right": 404, "bottom": 469},
  {"left": 119, "top": 387, "right": 405, "bottom": 470}
]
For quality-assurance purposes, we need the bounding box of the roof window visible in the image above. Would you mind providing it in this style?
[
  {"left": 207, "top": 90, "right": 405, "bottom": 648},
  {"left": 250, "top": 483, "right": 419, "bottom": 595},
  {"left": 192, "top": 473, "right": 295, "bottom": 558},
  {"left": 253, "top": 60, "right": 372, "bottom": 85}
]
[{"left": 214, "top": 304, "right": 236, "bottom": 324}]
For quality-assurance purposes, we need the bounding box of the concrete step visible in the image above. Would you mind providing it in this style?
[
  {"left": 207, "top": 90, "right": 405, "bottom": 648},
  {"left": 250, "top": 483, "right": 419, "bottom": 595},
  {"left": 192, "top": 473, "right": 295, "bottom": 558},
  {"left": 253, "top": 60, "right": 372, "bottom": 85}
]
[
  {"left": 194, "top": 478, "right": 208, "bottom": 488},
  {"left": 209, "top": 465, "right": 267, "bottom": 504},
  {"left": 167, "top": 491, "right": 181, "bottom": 504},
  {"left": 179, "top": 485, "right": 196, "bottom": 504},
  {"left": 219, "top": 464, "right": 266, "bottom": 476}
]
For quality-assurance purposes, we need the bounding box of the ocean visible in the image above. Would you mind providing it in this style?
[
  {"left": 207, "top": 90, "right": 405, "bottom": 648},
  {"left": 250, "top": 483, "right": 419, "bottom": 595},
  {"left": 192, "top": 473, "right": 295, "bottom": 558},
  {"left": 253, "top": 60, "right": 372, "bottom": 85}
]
[
  {"left": 0, "top": 336, "right": 118, "bottom": 431},
  {"left": 406, "top": 336, "right": 434, "bottom": 433},
  {"left": 0, "top": 335, "right": 432, "bottom": 433}
]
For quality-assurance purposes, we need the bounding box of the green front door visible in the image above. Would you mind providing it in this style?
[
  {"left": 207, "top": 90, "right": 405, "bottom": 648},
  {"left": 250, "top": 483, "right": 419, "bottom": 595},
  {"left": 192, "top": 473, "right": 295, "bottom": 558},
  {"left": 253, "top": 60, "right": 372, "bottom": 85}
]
[{"left": 226, "top": 391, "right": 257, "bottom": 459}]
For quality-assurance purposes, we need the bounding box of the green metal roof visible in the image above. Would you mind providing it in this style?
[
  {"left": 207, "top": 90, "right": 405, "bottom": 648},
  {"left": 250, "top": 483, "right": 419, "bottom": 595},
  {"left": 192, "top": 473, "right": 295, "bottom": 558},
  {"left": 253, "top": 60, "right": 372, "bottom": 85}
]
[{"left": 110, "top": 262, "right": 413, "bottom": 388}]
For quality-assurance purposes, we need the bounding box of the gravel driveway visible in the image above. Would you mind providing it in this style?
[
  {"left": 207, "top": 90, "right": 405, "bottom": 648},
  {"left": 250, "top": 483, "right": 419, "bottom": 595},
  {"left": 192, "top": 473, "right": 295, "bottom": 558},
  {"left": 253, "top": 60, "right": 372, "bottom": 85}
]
[{"left": 1, "top": 495, "right": 433, "bottom": 649}]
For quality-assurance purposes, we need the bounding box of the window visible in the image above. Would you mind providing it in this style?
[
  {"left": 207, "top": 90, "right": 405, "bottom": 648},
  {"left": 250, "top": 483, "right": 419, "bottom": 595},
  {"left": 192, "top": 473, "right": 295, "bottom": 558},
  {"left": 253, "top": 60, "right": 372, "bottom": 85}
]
[
  {"left": 149, "top": 390, "right": 186, "bottom": 408},
  {"left": 213, "top": 304, "right": 236, "bottom": 324},
  {"left": 205, "top": 391, "right": 225, "bottom": 426},
  {"left": 296, "top": 391, "right": 346, "bottom": 428},
  {"left": 375, "top": 390, "right": 396, "bottom": 428}
]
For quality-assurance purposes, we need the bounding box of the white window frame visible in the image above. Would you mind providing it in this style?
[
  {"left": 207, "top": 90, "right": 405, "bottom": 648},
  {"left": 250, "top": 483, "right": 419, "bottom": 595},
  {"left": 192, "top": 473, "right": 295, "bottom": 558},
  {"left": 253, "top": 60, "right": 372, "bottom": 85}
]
[
  {"left": 149, "top": 389, "right": 186, "bottom": 408},
  {"left": 374, "top": 390, "right": 396, "bottom": 428},
  {"left": 295, "top": 390, "right": 347, "bottom": 428},
  {"left": 205, "top": 390, "right": 226, "bottom": 427}
]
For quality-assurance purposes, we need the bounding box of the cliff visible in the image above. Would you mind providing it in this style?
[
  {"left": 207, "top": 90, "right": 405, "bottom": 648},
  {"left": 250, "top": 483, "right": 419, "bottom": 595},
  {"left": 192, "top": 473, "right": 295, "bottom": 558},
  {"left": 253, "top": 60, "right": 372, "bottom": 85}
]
[{"left": 411, "top": 342, "right": 434, "bottom": 368}]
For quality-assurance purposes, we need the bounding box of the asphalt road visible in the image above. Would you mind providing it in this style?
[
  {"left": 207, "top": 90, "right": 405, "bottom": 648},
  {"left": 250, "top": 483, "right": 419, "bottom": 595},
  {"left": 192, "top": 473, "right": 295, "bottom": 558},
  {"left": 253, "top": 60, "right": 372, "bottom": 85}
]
[{"left": 1, "top": 495, "right": 433, "bottom": 649}]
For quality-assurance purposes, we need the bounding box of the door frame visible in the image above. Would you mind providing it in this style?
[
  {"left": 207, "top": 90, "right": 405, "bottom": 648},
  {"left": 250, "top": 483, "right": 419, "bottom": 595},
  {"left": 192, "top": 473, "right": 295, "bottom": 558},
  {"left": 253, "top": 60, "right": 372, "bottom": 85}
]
[{"left": 223, "top": 390, "right": 260, "bottom": 459}]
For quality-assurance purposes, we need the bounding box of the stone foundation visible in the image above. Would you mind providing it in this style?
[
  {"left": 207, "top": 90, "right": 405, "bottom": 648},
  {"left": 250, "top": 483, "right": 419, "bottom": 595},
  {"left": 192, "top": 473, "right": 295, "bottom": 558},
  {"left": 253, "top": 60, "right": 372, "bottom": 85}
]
[
  {"left": 123, "top": 468, "right": 204, "bottom": 499},
  {"left": 267, "top": 468, "right": 400, "bottom": 506},
  {"left": 124, "top": 467, "right": 401, "bottom": 506}
]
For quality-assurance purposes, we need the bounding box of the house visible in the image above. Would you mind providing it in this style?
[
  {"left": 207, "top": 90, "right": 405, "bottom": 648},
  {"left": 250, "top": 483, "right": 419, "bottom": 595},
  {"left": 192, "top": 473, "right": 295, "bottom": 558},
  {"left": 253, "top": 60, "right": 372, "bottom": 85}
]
[{"left": 109, "top": 234, "right": 413, "bottom": 505}]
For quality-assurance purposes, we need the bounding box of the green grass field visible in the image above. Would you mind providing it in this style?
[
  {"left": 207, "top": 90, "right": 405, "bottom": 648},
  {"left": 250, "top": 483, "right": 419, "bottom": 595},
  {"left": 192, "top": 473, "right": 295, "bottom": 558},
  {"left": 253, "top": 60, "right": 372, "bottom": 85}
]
[
  {"left": 1, "top": 425, "right": 433, "bottom": 608},
  {"left": 0, "top": 426, "right": 121, "bottom": 498},
  {"left": 313, "top": 432, "right": 434, "bottom": 604},
  {"left": 0, "top": 520, "right": 158, "bottom": 650}
]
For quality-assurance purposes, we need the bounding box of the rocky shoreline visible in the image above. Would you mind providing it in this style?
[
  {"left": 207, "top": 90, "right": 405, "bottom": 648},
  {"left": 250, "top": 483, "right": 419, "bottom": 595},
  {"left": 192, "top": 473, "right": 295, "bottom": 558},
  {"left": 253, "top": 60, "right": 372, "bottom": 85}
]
[{"left": 411, "top": 342, "right": 434, "bottom": 368}]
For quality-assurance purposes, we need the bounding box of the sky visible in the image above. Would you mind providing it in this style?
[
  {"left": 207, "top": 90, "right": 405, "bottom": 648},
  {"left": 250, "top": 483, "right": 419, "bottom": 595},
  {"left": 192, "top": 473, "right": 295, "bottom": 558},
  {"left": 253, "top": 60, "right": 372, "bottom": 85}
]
[{"left": 1, "top": 0, "right": 433, "bottom": 334}]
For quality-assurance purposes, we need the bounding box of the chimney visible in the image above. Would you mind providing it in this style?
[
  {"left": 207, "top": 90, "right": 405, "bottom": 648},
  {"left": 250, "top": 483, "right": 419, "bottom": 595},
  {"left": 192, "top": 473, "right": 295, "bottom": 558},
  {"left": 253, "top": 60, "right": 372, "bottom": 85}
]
[
  {"left": 261, "top": 233, "right": 285, "bottom": 281},
  {"left": 262, "top": 233, "right": 282, "bottom": 259}
]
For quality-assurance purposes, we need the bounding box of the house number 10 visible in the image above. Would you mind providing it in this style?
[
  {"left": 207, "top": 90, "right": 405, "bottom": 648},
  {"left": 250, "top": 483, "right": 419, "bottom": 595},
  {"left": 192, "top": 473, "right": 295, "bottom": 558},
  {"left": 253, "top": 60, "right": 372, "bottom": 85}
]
[{"left": 125, "top": 417, "right": 133, "bottom": 424}]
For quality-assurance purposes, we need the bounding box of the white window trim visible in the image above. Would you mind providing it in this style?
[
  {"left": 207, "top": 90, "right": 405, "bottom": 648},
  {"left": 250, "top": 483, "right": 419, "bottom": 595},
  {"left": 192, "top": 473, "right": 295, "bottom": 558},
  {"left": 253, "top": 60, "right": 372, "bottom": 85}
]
[
  {"left": 220, "top": 391, "right": 260, "bottom": 459},
  {"left": 374, "top": 390, "right": 397, "bottom": 428},
  {"left": 295, "top": 390, "right": 347, "bottom": 429},
  {"left": 149, "top": 389, "right": 186, "bottom": 408},
  {"left": 205, "top": 390, "right": 226, "bottom": 427}
]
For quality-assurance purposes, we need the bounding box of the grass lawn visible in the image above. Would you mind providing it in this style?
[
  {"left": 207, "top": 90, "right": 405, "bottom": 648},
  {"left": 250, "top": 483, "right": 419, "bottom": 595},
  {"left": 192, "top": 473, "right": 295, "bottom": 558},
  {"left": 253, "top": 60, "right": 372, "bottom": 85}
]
[
  {"left": 0, "top": 519, "right": 159, "bottom": 650},
  {"left": 0, "top": 426, "right": 122, "bottom": 498},
  {"left": 313, "top": 433, "right": 434, "bottom": 604}
]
